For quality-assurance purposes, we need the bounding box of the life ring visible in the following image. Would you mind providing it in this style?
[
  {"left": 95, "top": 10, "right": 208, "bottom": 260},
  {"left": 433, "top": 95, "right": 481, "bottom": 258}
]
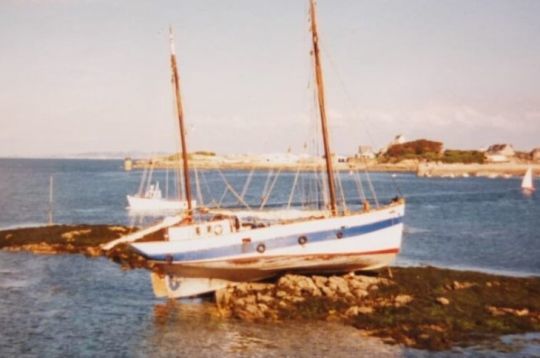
[
  {"left": 256, "top": 243, "right": 266, "bottom": 253},
  {"left": 298, "top": 235, "right": 308, "bottom": 245},
  {"left": 214, "top": 224, "right": 223, "bottom": 235}
]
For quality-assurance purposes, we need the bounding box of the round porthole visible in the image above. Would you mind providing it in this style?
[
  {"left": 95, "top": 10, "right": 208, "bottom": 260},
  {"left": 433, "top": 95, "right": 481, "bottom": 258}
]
[
  {"left": 336, "top": 231, "right": 344, "bottom": 239},
  {"left": 298, "top": 235, "right": 308, "bottom": 245},
  {"left": 214, "top": 225, "right": 223, "bottom": 235},
  {"left": 256, "top": 243, "right": 266, "bottom": 253}
]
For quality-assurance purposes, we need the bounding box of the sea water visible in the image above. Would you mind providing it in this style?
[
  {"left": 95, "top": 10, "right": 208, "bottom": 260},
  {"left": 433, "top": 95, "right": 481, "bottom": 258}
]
[{"left": 0, "top": 158, "right": 538, "bottom": 356}]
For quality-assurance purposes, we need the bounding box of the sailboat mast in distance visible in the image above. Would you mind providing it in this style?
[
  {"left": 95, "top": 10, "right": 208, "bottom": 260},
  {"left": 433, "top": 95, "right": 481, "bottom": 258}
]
[
  {"left": 309, "top": 0, "right": 338, "bottom": 216},
  {"left": 169, "top": 27, "right": 193, "bottom": 214}
]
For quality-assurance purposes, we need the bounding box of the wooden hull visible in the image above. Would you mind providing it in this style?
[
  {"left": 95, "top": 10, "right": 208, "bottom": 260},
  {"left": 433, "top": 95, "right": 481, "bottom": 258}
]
[{"left": 132, "top": 203, "right": 405, "bottom": 298}]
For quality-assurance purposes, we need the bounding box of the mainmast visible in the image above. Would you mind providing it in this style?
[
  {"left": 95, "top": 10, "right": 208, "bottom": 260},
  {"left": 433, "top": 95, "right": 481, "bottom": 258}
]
[
  {"left": 309, "top": 0, "right": 338, "bottom": 216},
  {"left": 169, "top": 27, "right": 193, "bottom": 215}
]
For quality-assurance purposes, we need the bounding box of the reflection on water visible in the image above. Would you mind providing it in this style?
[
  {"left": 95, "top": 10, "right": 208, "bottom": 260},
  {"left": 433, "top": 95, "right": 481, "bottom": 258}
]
[{"left": 143, "top": 298, "right": 401, "bottom": 357}]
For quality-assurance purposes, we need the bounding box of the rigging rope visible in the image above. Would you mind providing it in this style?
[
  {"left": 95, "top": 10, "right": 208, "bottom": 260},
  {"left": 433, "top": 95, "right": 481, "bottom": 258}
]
[
  {"left": 287, "top": 168, "right": 301, "bottom": 209},
  {"left": 240, "top": 168, "right": 255, "bottom": 201},
  {"left": 259, "top": 168, "right": 282, "bottom": 210},
  {"left": 194, "top": 168, "right": 204, "bottom": 207},
  {"left": 218, "top": 169, "right": 252, "bottom": 210}
]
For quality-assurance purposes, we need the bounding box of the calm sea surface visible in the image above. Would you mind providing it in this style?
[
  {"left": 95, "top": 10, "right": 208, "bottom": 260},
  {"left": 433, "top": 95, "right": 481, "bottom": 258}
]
[{"left": 0, "top": 158, "right": 539, "bottom": 357}]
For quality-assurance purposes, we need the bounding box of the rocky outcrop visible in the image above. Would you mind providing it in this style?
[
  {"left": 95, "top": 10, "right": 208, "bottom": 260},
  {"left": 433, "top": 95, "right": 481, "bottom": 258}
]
[
  {"left": 0, "top": 224, "right": 154, "bottom": 269},
  {"left": 216, "top": 273, "right": 400, "bottom": 322},
  {"left": 217, "top": 267, "right": 540, "bottom": 351}
]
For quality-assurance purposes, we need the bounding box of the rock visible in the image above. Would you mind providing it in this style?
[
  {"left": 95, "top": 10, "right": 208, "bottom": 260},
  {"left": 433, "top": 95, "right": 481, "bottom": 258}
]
[
  {"left": 425, "top": 324, "right": 445, "bottom": 333},
  {"left": 277, "top": 274, "right": 321, "bottom": 297},
  {"left": 357, "top": 306, "right": 374, "bottom": 314},
  {"left": 394, "top": 294, "right": 414, "bottom": 306},
  {"left": 446, "top": 280, "right": 475, "bottom": 290},
  {"left": 234, "top": 284, "right": 249, "bottom": 296},
  {"left": 108, "top": 226, "right": 128, "bottom": 233},
  {"left": 487, "top": 306, "right": 529, "bottom": 317},
  {"left": 235, "top": 298, "right": 246, "bottom": 307},
  {"left": 256, "top": 292, "right": 274, "bottom": 305},
  {"left": 402, "top": 336, "right": 416, "bottom": 347},
  {"left": 244, "top": 295, "right": 257, "bottom": 305},
  {"left": 436, "top": 297, "right": 450, "bottom": 306},
  {"left": 312, "top": 275, "right": 328, "bottom": 289},
  {"left": 345, "top": 306, "right": 360, "bottom": 317},
  {"left": 288, "top": 296, "right": 306, "bottom": 303},
  {"left": 85, "top": 246, "right": 102, "bottom": 257},
  {"left": 238, "top": 303, "right": 264, "bottom": 320},
  {"left": 328, "top": 276, "right": 350, "bottom": 295},
  {"left": 348, "top": 275, "right": 391, "bottom": 292},
  {"left": 515, "top": 308, "right": 530, "bottom": 317},
  {"left": 248, "top": 282, "right": 272, "bottom": 292},
  {"left": 278, "top": 300, "right": 289, "bottom": 309},
  {"left": 352, "top": 288, "right": 369, "bottom": 299},
  {"left": 215, "top": 288, "right": 232, "bottom": 308},
  {"left": 257, "top": 303, "right": 270, "bottom": 313},
  {"left": 61, "top": 229, "right": 92, "bottom": 242},
  {"left": 346, "top": 306, "right": 374, "bottom": 317},
  {"left": 320, "top": 285, "right": 335, "bottom": 298}
]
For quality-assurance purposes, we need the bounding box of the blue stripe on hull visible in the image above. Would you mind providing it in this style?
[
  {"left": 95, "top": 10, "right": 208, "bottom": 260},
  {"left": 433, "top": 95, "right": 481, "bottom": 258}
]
[{"left": 141, "top": 216, "right": 403, "bottom": 262}]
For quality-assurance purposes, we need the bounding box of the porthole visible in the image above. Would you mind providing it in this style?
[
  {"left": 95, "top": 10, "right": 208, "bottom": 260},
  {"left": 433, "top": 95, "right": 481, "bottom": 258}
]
[
  {"left": 298, "top": 235, "right": 308, "bottom": 245},
  {"left": 214, "top": 225, "right": 223, "bottom": 235},
  {"left": 256, "top": 243, "right": 266, "bottom": 253}
]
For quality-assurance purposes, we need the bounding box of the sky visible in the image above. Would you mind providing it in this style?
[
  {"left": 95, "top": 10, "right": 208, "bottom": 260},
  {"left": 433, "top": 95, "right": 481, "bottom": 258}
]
[{"left": 1, "top": 0, "right": 539, "bottom": 158}]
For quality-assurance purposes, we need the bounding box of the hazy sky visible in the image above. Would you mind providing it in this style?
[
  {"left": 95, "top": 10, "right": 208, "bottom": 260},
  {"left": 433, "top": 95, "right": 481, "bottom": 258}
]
[{"left": 1, "top": 0, "right": 539, "bottom": 157}]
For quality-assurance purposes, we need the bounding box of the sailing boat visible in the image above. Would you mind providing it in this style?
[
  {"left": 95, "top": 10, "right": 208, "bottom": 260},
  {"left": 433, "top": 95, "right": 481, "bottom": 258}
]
[
  {"left": 128, "top": 2, "right": 406, "bottom": 298},
  {"left": 127, "top": 181, "right": 196, "bottom": 211},
  {"left": 521, "top": 167, "right": 535, "bottom": 194}
]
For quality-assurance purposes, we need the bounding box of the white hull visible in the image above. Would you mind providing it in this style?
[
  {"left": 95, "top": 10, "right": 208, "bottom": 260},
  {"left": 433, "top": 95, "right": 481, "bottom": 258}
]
[
  {"left": 132, "top": 202, "right": 405, "bottom": 297},
  {"left": 126, "top": 195, "right": 196, "bottom": 211}
]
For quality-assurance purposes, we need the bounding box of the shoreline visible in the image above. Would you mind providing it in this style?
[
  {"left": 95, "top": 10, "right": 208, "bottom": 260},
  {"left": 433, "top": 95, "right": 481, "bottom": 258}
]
[
  {"left": 126, "top": 157, "right": 540, "bottom": 178},
  {"left": 417, "top": 162, "right": 540, "bottom": 178},
  {"left": 1, "top": 224, "right": 539, "bottom": 351},
  {"left": 128, "top": 159, "right": 418, "bottom": 172}
]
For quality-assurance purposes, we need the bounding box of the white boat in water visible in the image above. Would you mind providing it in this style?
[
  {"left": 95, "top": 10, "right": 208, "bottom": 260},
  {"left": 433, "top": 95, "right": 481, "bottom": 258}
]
[
  {"left": 127, "top": 182, "right": 196, "bottom": 211},
  {"left": 125, "top": 2, "right": 406, "bottom": 298},
  {"left": 521, "top": 167, "right": 535, "bottom": 193}
]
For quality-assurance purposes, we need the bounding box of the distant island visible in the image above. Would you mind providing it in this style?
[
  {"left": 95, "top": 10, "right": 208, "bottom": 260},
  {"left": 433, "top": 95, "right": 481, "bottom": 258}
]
[{"left": 124, "top": 135, "right": 540, "bottom": 178}]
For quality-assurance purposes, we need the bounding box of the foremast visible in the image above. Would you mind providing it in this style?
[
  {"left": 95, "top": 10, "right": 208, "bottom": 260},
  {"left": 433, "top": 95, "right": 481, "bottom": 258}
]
[
  {"left": 169, "top": 27, "right": 193, "bottom": 217},
  {"left": 309, "top": 0, "right": 338, "bottom": 216}
]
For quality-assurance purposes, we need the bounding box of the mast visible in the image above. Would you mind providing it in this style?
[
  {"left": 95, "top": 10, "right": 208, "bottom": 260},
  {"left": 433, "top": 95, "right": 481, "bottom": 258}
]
[
  {"left": 169, "top": 27, "right": 193, "bottom": 215},
  {"left": 309, "top": 0, "right": 338, "bottom": 216},
  {"left": 48, "top": 175, "right": 54, "bottom": 225}
]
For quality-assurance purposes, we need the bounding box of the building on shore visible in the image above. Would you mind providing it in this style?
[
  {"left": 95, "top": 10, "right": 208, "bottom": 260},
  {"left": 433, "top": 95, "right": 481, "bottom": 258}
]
[
  {"left": 379, "top": 134, "right": 406, "bottom": 155},
  {"left": 485, "top": 144, "right": 515, "bottom": 163},
  {"left": 531, "top": 148, "right": 540, "bottom": 162},
  {"left": 356, "top": 145, "right": 376, "bottom": 160}
]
